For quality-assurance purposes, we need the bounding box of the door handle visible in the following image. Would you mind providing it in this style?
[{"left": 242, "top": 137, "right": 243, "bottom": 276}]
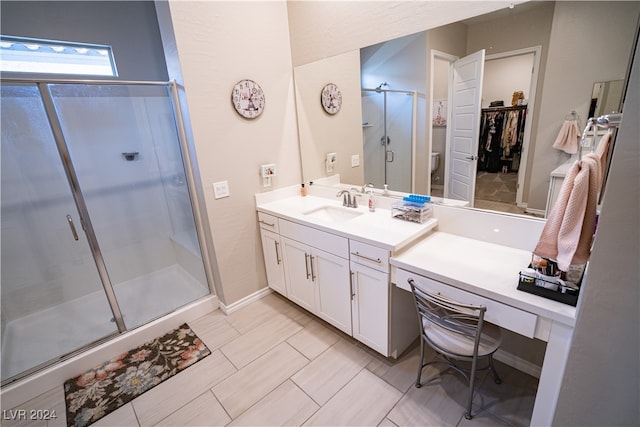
[
  {"left": 350, "top": 271, "right": 356, "bottom": 300},
  {"left": 465, "top": 155, "right": 479, "bottom": 160},
  {"left": 386, "top": 150, "right": 394, "bottom": 162},
  {"left": 274, "top": 241, "right": 281, "bottom": 264},
  {"left": 305, "top": 253, "right": 310, "bottom": 279},
  {"left": 66, "top": 214, "right": 79, "bottom": 241}
]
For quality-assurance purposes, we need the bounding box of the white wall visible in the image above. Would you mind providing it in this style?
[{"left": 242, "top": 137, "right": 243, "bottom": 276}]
[
  {"left": 483, "top": 53, "right": 534, "bottom": 108},
  {"left": 295, "top": 51, "right": 363, "bottom": 185},
  {"left": 166, "top": 1, "right": 301, "bottom": 305}
]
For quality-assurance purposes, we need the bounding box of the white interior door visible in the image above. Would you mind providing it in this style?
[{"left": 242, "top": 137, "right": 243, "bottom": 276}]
[{"left": 445, "top": 50, "right": 485, "bottom": 204}]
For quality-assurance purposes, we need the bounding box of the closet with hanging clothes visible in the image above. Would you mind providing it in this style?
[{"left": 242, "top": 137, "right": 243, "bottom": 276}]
[{"left": 477, "top": 105, "right": 527, "bottom": 173}]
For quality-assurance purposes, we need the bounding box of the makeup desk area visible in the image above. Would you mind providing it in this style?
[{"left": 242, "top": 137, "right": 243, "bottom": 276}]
[{"left": 390, "top": 206, "right": 577, "bottom": 427}]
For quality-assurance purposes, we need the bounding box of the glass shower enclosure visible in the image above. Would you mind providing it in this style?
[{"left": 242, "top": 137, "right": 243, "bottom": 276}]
[
  {"left": 361, "top": 88, "right": 416, "bottom": 193},
  {"left": 1, "top": 81, "right": 211, "bottom": 385}
]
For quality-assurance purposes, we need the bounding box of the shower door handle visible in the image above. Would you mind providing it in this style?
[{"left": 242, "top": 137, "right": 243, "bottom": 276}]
[
  {"left": 386, "top": 150, "right": 394, "bottom": 162},
  {"left": 66, "top": 214, "right": 79, "bottom": 241}
]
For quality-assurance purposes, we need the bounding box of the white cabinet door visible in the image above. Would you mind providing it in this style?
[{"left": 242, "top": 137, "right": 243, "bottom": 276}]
[
  {"left": 260, "top": 229, "right": 286, "bottom": 296},
  {"left": 314, "top": 249, "right": 352, "bottom": 335},
  {"left": 281, "top": 236, "right": 315, "bottom": 313},
  {"left": 350, "top": 261, "right": 389, "bottom": 355}
]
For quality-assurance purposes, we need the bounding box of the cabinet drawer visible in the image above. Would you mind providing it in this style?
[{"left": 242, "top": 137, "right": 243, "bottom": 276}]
[
  {"left": 279, "top": 219, "right": 349, "bottom": 259},
  {"left": 394, "top": 268, "right": 537, "bottom": 338},
  {"left": 258, "top": 212, "right": 279, "bottom": 234},
  {"left": 350, "top": 240, "right": 389, "bottom": 272}
]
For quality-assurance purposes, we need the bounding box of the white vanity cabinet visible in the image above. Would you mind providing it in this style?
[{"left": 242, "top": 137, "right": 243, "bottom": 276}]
[
  {"left": 258, "top": 213, "right": 286, "bottom": 296},
  {"left": 349, "top": 241, "right": 390, "bottom": 355},
  {"left": 279, "top": 220, "right": 352, "bottom": 335}
]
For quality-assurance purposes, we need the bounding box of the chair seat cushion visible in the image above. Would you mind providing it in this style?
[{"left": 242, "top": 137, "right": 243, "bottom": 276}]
[{"left": 423, "top": 318, "right": 502, "bottom": 357}]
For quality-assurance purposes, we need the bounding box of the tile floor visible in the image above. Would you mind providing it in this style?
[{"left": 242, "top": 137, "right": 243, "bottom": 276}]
[{"left": 3, "top": 293, "right": 538, "bottom": 427}]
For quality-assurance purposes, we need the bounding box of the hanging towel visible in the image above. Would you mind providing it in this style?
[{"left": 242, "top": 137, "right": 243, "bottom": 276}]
[
  {"left": 593, "top": 131, "right": 612, "bottom": 178},
  {"left": 534, "top": 154, "right": 600, "bottom": 271},
  {"left": 552, "top": 120, "right": 581, "bottom": 154}
]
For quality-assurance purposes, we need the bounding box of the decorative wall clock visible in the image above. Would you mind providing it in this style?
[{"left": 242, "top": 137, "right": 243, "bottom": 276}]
[
  {"left": 321, "top": 83, "right": 342, "bottom": 115},
  {"left": 232, "top": 79, "right": 265, "bottom": 119}
]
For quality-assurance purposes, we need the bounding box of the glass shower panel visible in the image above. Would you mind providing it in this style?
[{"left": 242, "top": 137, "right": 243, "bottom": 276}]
[
  {"left": 48, "top": 84, "right": 209, "bottom": 330},
  {"left": 1, "top": 84, "right": 118, "bottom": 383},
  {"left": 385, "top": 92, "right": 413, "bottom": 192}
]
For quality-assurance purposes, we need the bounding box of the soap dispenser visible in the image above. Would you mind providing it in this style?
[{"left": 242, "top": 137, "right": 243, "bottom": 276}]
[{"left": 368, "top": 189, "right": 376, "bottom": 212}]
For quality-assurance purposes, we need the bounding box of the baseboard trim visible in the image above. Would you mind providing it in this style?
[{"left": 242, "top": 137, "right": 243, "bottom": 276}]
[
  {"left": 219, "top": 287, "right": 272, "bottom": 314},
  {"left": 495, "top": 348, "right": 542, "bottom": 379}
]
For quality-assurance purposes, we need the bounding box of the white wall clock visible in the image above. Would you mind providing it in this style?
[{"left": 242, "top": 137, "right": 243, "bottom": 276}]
[
  {"left": 321, "top": 83, "right": 342, "bottom": 115},
  {"left": 232, "top": 79, "right": 265, "bottom": 119}
]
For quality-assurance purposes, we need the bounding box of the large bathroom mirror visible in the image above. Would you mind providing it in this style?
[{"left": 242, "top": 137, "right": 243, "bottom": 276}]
[{"left": 293, "top": 1, "right": 639, "bottom": 217}]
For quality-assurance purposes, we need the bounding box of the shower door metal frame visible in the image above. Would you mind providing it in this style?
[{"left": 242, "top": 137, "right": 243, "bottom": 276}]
[{"left": 1, "top": 77, "right": 215, "bottom": 385}]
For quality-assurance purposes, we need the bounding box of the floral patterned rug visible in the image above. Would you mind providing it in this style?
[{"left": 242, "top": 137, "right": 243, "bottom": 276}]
[{"left": 64, "top": 323, "right": 210, "bottom": 427}]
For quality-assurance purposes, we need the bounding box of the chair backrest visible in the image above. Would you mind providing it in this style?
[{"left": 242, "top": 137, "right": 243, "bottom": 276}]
[{"left": 409, "top": 279, "right": 487, "bottom": 354}]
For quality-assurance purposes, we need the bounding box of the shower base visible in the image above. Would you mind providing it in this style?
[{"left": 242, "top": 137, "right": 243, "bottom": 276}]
[{"left": 1, "top": 264, "right": 209, "bottom": 382}]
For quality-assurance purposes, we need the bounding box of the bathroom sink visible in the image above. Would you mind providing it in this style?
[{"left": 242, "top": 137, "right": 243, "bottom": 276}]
[{"left": 302, "top": 205, "right": 364, "bottom": 223}]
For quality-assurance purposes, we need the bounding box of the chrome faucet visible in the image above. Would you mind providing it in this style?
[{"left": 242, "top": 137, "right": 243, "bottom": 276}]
[
  {"left": 362, "top": 183, "right": 374, "bottom": 193},
  {"left": 336, "top": 189, "right": 361, "bottom": 208},
  {"left": 336, "top": 190, "right": 350, "bottom": 207}
]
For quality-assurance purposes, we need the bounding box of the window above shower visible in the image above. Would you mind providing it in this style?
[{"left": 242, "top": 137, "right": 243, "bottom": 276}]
[{"left": 0, "top": 35, "right": 117, "bottom": 77}]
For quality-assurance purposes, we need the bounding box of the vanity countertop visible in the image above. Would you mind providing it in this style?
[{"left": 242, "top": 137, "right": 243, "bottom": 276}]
[
  {"left": 256, "top": 195, "right": 437, "bottom": 252},
  {"left": 391, "top": 231, "right": 577, "bottom": 326}
]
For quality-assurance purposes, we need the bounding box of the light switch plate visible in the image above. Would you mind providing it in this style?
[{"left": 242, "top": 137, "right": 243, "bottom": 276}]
[
  {"left": 351, "top": 154, "right": 360, "bottom": 167},
  {"left": 213, "top": 180, "right": 230, "bottom": 199}
]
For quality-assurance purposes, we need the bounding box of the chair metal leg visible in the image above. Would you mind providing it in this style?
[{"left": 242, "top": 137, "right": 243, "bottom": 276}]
[
  {"left": 415, "top": 337, "right": 425, "bottom": 388},
  {"left": 489, "top": 354, "right": 502, "bottom": 384},
  {"left": 464, "top": 354, "right": 479, "bottom": 420}
]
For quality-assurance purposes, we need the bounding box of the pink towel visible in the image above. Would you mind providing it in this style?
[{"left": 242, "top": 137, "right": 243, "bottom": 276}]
[
  {"left": 552, "top": 120, "right": 581, "bottom": 154},
  {"left": 534, "top": 154, "right": 600, "bottom": 271}
]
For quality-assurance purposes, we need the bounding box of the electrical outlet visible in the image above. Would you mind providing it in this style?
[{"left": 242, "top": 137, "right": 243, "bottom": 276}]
[
  {"left": 213, "top": 180, "right": 230, "bottom": 199},
  {"left": 260, "top": 163, "right": 276, "bottom": 177},
  {"left": 326, "top": 152, "right": 337, "bottom": 173},
  {"left": 351, "top": 154, "right": 360, "bottom": 167}
]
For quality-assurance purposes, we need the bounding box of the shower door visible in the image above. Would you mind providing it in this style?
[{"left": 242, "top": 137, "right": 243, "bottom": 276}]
[
  {"left": 1, "top": 84, "right": 119, "bottom": 382},
  {"left": 362, "top": 89, "right": 414, "bottom": 192},
  {"left": 47, "top": 83, "right": 210, "bottom": 330}
]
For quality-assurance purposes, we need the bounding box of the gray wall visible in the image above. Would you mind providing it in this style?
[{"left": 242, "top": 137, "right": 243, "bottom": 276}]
[
  {"left": 553, "top": 31, "right": 640, "bottom": 426},
  {"left": 0, "top": 1, "right": 168, "bottom": 81}
]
